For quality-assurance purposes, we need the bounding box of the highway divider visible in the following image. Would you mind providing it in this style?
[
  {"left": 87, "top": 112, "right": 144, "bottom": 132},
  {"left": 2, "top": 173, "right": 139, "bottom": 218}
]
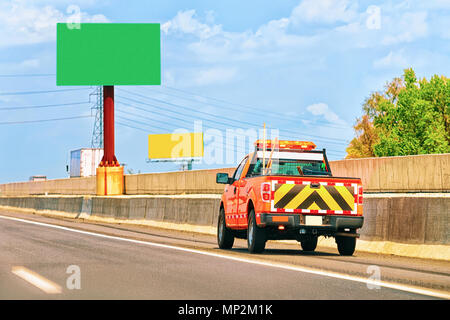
[
  {"left": 0, "top": 193, "right": 448, "bottom": 260},
  {"left": 1, "top": 154, "right": 448, "bottom": 196}
]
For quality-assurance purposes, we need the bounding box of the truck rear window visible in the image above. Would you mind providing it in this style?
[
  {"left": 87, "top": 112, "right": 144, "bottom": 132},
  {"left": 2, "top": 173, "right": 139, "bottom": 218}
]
[{"left": 247, "top": 158, "right": 331, "bottom": 177}]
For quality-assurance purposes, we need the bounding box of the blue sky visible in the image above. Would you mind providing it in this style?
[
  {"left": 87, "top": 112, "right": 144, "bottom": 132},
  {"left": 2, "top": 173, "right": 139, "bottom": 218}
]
[{"left": 0, "top": 0, "right": 449, "bottom": 183}]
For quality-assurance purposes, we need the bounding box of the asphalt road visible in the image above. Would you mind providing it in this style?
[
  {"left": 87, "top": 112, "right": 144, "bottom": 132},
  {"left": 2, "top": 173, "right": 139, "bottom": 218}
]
[{"left": 0, "top": 210, "right": 449, "bottom": 300}]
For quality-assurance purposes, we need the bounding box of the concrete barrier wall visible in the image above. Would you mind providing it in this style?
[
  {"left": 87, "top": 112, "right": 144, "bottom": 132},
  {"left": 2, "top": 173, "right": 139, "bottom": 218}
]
[
  {"left": 0, "top": 196, "right": 220, "bottom": 231},
  {"left": 0, "top": 196, "right": 84, "bottom": 214},
  {"left": 0, "top": 154, "right": 448, "bottom": 195},
  {"left": 0, "top": 177, "right": 96, "bottom": 196},
  {"left": 361, "top": 195, "right": 449, "bottom": 244},
  {"left": 124, "top": 167, "right": 235, "bottom": 195},
  {"left": 330, "top": 153, "right": 450, "bottom": 192},
  {"left": 0, "top": 195, "right": 448, "bottom": 245},
  {"left": 89, "top": 196, "right": 220, "bottom": 226}
]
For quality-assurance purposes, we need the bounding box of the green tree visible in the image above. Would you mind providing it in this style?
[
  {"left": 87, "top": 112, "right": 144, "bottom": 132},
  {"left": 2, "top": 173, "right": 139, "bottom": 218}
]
[
  {"left": 346, "top": 68, "right": 450, "bottom": 158},
  {"left": 346, "top": 114, "right": 379, "bottom": 158},
  {"left": 345, "top": 80, "right": 401, "bottom": 158}
]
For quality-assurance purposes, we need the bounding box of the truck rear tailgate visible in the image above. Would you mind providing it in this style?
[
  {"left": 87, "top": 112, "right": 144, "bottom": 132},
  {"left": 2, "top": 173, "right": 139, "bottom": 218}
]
[{"left": 270, "top": 177, "right": 360, "bottom": 215}]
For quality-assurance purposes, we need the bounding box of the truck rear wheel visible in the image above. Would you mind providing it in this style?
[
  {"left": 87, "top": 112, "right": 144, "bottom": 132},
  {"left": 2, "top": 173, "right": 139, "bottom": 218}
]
[
  {"left": 336, "top": 236, "right": 356, "bottom": 256},
  {"left": 247, "top": 209, "right": 266, "bottom": 253},
  {"left": 300, "top": 236, "right": 318, "bottom": 252},
  {"left": 217, "top": 207, "right": 234, "bottom": 249}
]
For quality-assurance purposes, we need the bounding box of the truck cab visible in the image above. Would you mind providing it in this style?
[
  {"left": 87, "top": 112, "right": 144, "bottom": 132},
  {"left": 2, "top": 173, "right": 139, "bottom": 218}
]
[{"left": 216, "top": 140, "right": 364, "bottom": 255}]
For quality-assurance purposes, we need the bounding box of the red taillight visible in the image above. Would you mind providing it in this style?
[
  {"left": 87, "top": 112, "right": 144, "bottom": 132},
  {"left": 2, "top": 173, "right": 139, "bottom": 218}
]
[
  {"left": 357, "top": 186, "right": 363, "bottom": 205},
  {"left": 261, "top": 182, "right": 271, "bottom": 202}
]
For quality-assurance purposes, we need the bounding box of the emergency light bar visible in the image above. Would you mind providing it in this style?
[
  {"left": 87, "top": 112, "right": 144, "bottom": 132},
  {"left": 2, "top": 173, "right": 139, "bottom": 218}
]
[{"left": 254, "top": 140, "right": 316, "bottom": 151}]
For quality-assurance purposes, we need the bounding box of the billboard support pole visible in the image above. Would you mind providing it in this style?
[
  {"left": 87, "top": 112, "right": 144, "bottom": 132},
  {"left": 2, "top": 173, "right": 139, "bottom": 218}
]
[
  {"left": 100, "top": 85, "right": 118, "bottom": 167},
  {"left": 96, "top": 85, "right": 123, "bottom": 196}
]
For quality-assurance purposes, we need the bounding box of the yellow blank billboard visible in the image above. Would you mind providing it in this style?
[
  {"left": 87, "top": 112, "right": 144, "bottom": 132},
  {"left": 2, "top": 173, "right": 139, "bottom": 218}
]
[{"left": 148, "top": 133, "right": 204, "bottom": 159}]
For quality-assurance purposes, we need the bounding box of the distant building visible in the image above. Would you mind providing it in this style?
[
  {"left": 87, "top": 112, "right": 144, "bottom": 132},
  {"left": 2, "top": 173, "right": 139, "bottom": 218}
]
[
  {"left": 29, "top": 175, "right": 47, "bottom": 182},
  {"left": 70, "top": 148, "right": 104, "bottom": 178}
]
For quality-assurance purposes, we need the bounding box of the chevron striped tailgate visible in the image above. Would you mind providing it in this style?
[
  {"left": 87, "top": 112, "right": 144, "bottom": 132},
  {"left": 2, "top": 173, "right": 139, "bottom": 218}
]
[{"left": 270, "top": 180, "right": 357, "bottom": 215}]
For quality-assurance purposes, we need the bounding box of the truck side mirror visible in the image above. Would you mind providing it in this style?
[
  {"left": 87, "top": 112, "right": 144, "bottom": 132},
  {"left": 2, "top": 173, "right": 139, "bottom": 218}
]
[{"left": 216, "top": 173, "right": 231, "bottom": 184}]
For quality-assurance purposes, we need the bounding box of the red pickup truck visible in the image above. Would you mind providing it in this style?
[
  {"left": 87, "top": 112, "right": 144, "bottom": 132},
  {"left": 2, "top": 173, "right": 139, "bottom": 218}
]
[{"left": 216, "top": 140, "right": 364, "bottom": 255}]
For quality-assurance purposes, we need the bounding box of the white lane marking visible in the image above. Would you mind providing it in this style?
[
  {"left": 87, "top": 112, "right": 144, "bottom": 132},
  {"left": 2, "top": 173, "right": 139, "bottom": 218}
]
[
  {"left": 12, "top": 266, "right": 62, "bottom": 294},
  {"left": 1, "top": 214, "right": 449, "bottom": 300}
]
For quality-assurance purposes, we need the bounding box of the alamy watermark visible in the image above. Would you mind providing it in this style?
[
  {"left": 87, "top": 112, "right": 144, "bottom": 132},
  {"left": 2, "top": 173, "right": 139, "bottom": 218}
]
[
  {"left": 167, "top": 120, "right": 279, "bottom": 166},
  {"left": 66, "top": 265, "right": 81, "bottom": 290},
  {"left": 366, "top": 265, "right": 381, "bottom": 290},
  {"left": 66, "top": 5, "right": 81, "bottom": 30},
  {"left": 366, "top": 5, "right": 381, "bottom": 30}
]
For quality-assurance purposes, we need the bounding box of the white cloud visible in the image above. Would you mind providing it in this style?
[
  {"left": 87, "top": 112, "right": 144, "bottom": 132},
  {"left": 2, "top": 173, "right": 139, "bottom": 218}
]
[
  {"left": 161, "top": 10, "right": 222, "bottom": 39},
  {"left": 162, "top": 8, "right": 319, "bottom": 64},
  {"left": 160, "top": 1, "right": 433, "bottom": 66},
  {"left": 0, "top": 58, "right": 42, "bottom": 75},
  {"left": 381, "top": 11, "right": 428, "bottom": 45},
  {"left": 306, "top": 103, "right": 346, "bottom": 125},
  {"left": 162, "top": 66, "right": 238, "bottom": 87},
  {"left": 411, "top": 0, "right": 450, "bottom": 10},
  {"left": 373, "top": 50, "right": 408, "bottom": 69},
  {"left": 193, "top": 67, "right": 238, "bottom": 86},
  {"left": 250, "top": 17, "right": 317, "bottom": 49},
  {"left": 159, "top": 1, "right": 443, "bottom": 87},
  {"left": 0, "top": 1, "right": 108, "bottom": 47},
  {"left": 290, "top": 0, "right": 358, "bottom": 25},
  {"left": 329, "top": 6, "right": 431, "bottom": 48},
  {"left": 163, "top": 70, "right": 175, "bottom": 87},
  {"left": 18, "top": 58, "right": 40, "bottom": 69}
]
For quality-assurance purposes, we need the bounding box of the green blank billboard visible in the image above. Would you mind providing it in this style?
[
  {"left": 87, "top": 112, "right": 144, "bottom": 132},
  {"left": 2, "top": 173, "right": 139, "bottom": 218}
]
[{"left": 57, "top": 23, "right": 161, "bottom": 86}]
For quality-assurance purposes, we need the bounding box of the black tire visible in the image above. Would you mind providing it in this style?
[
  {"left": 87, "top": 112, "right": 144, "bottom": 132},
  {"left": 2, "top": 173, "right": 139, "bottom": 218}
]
[
  {"left": 217, "top": 207, "right": 234, "bottom": 249},
  {"left": 300, "top": 236, "right": 318, "bottom": 252},
  {"left": 247, "top": 209, "right": 266, "bottom": 253},
  {"left": 336, "top": 236, "right": 356, "bottom": 256}
]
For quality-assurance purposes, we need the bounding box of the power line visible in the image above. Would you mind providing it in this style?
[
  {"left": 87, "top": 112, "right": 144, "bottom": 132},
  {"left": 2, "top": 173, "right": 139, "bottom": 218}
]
[
  {"left": 0, "top": 75, "right": 351, "bottom": 140},
  {"left": 0, "top": 115, "right": 92, "bottom": 125},
  {"left": 0, "top": 88, "right": 90, "bottom": 96},
  {"left": 116, "top": 113, "right": 174, "bottom": 133},
  {"left": 116, "top": 121, "right": 150, "bottom": 133},
  {"left": 0, "top": 74, "right": 56, "bottom": 78},
  {"left": 117, "top": 91, "right": 350, "bottom": 147},
  {"left": 116, "top": 110, "right": 258, "bottom": 153},
  {"left": 116, "top": 105, "right": 180, "bottom": 129},
  {"left": 145, "top": 86, "right": 351, "bottom": 131},
  {"left": 119, "top": 88, "right": 350, "bottom": 144},
  {"left": 116, "top": 107, "right": 345, "bottom": 155},
  {"left": 119, "top": 95, "right": 347, "bottom": 156},
  {"left": 117, "top": 117, "right": 345, "bottom": 160},
  {"left": 116, "top": 113, "right": 249, "bottom": 154},
  {"left": 116, "top": 99, "right": 204, "bottom": 129},
  {"left": 117, "top": 93, "right": 346, "bottom": 158},
  {"left": 0, "top": 74, "right": 347, "bottom": 158},
  {"left": 117, "top": 98, "right": 256, "bottom": 136},
  {"left": 160, "top": 85, "right": 353, "bottom": 130},
  {"left": 117, "top": 94, "right": 267, "bottom": 136},
  {"left": 122, "top": 88, "right": 284, "bottom": 132},
  {"left": 0, "top": 101, "right": 88, "bottom": 111},
  {"left": 116, "top": 100, "right": 347, "bottom": 155},
  {"left": 0, "top": 77, "right": 350, "bottom": 147},
  {"left": 0, "top": 73, "right": 351, "bottom": 131},
  {"left": 117, "top": 104, "right": 292, "bottom": 153}
]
